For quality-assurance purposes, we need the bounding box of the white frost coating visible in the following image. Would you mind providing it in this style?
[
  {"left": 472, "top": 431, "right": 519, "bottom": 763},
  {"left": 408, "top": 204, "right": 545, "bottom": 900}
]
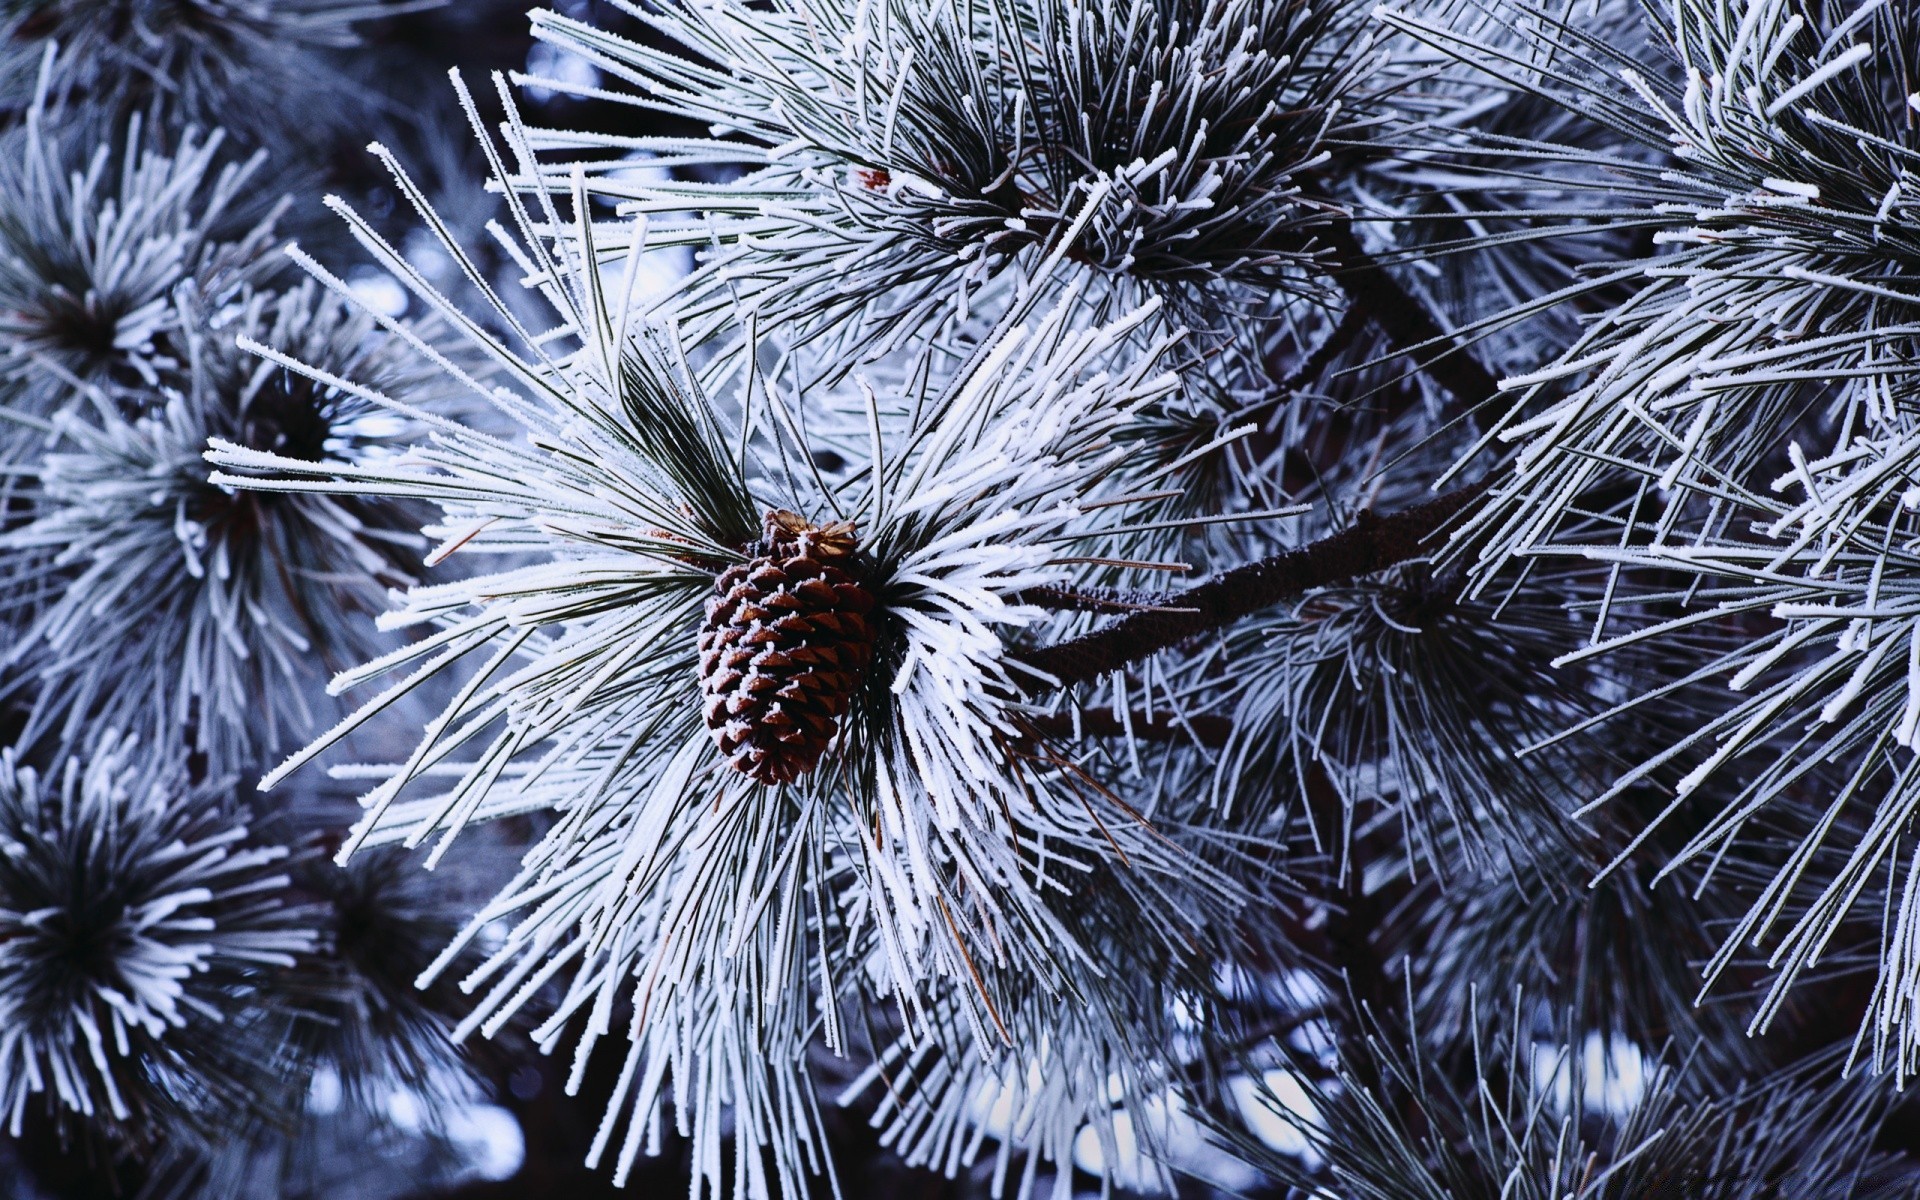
[
  {"left": 0, "top": 80, "right": 280, "bottom": 404},
  {"left": 1, "top": 282, "right": 430, "bottom": 777},
  {"left": 1380, "top": 0, "right": 1920, "bottom": 1087},
  {"left": 513, "top": 0, "right": 1384, "bottom": 362},
  {"left": 203, "top": 69, "right": 1260, "bottom": 1199},
  {"left": 0, "top": 733, "right": 313, "bottom": 1134}
]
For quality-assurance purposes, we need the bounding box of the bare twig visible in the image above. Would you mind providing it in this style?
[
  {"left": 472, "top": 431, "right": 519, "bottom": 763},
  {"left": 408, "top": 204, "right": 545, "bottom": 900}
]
[{"left": 1018, "top": 480, "right": 1490, "bottom": 693}]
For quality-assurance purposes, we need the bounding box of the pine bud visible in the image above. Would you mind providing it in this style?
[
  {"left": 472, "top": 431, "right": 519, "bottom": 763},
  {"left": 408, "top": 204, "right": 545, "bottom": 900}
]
[{"left": 698, "top": 510, "right": 877, "bottom": 784}]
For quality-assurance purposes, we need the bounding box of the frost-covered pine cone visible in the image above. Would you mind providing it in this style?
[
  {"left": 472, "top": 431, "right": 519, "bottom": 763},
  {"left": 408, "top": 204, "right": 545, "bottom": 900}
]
[{"left": 698, "top": 510, "right": 876, "bottom": 785}]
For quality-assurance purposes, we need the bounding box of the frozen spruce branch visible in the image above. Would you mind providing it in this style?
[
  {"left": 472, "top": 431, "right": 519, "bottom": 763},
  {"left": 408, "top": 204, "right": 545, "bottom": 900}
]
[
  {"left": 509, "top": 0, "right": 1396, "bottom": 357},
  {"left": 21, "top": 0, "right": 1920, "bottom": 1189},
  {"left": 138, "top": 846, "right": 491, "bottom": 1200},
  {"left": 0, "top": 732, "right": 314, "bottom": 1141},
  {"left": 1, "top": 281, "right": 431, "bottom": 776}
]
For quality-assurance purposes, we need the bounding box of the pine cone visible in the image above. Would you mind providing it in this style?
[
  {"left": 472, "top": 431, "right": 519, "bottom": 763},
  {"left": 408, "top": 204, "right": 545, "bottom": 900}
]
[{"left": 698, "top": 510, "right": 877, "bottom": 784}]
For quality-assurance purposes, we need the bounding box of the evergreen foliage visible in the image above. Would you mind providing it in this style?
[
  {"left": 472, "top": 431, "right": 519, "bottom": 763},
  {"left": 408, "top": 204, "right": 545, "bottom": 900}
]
[
  {"left": 0, "top": 86, "right": 279, "bottom": 415},
  {"left": 0, "top": 734, "right": 311, "bottom": 1140},
  {"left": 2, "top": 281, "right": 430, "bottom": 774},
  {"left": 7, "top": 0, "right": 1920, "bottom": 1196}
]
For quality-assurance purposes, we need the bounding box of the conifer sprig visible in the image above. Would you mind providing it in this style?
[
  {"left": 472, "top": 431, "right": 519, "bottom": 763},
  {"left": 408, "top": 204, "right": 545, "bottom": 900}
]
[
  {"left": 0, "top": 734, "right": 313, "bottom": 1140},
  {"left": 1219, "top": 996, "right": 1920, "bottom": 1199},
  {"left": 3, "top": 282, "right": 430, "bottom": 774},
  {"left": 0, "top": 87, "right": 281, "bottom": 415},
  {"left": 512, "top": 0, "right": 1393, "bottom": 354},
  {"left": 199, "top": 85, "right": 1301, "bottom": 1192},
  {"left": 1359, "top": 0, "right": 1920, "bottom": 1083}
]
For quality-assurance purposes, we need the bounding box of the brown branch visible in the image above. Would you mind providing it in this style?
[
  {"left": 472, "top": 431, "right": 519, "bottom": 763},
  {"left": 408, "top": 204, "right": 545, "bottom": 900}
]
[
  {"left": 1280, "top": 300, "right": 1370, "bottom": 396},
  {"left": 1024, "top": 707, "right": 1233, "bottom": 747},
  {"left": 1317, "top": 218, "right": 1507, "bottom": 420},
  {"left": 1013, "top": 584, "right": 1187, "bottom": 613},
  {"left": 1016, "top": 480, "right": 1490, "bottom": 694}
]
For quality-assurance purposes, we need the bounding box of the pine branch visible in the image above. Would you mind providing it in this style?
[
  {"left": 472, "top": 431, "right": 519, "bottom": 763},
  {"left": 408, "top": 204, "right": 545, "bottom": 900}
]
[
  {"left": 1014, "top": 585, "right": 1188, "bottom": 613},
  {"left": 1274, "top": 300, "right": 1370, "bottom": 397},
  {"left": 1018, "top": 480, "right": 1490, "bottom": 693},
  {"left": 1024, "top": 708, "right": 1232, "bottom": 746},
  {"left": 1317, "top": 218, "right": 1506, "bottom": 419},
  {"left": 1240, "top": 301, "right": 1370, "bottom": 444}
]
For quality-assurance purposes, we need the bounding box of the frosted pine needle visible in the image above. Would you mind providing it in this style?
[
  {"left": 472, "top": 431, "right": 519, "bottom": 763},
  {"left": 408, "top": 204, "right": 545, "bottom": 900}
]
[
  {"left": 0, "top": 98, "right": 280, "bottom": 416},
  {"left": 0, "top": 733, "right": 313, "bottom": 1139},
  {"left": 189, "top": 84, "right": 1308, "bottom": 1193},
  {"left": 511, "top": 0, "right": 1387, "bottom": 355},
  {"left": 1, "top": 282, "right": 431, "bottom": 776}
]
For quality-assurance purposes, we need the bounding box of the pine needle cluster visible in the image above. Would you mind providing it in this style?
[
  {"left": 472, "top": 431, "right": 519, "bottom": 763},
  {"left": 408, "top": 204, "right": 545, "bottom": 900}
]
[{"left": 13, "top": 0, "right": 1920, "bottom": 1195}]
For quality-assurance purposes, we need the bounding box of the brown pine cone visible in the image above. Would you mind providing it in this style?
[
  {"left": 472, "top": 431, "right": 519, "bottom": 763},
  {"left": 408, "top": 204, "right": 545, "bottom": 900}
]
[{"left": 697, "top": 510, "right": 877, "bottom": 784}]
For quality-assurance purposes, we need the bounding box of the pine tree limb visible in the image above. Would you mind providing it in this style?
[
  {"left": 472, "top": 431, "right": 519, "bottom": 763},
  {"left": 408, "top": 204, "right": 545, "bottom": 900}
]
[
  {"left": 1278, "top": 300, "right": 1370, "bottom": 395},
  {"left": 1017, "top": 480, "right": 1490, "bottom": 693},
  {"left": 1014, "top": 585, "right": 1189, "bottom": 614},
  {"left": 1317, "top": 218, "right": 1506, "bottom": 418},
  {"left": 1023, "top": 708, "right": 1233, "bottom": 746}
]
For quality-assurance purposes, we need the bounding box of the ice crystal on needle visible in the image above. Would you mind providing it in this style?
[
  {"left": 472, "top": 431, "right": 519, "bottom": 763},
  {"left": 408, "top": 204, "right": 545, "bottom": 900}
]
[
  {"left": 0, "top": 95, "right": 279, "bottom": 415},
  {"left": 2, "top": 282, "right": 430, "bottom": 775},
  {"left": 514, "top": 0, "right": 1388, "bottom": 353}
]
